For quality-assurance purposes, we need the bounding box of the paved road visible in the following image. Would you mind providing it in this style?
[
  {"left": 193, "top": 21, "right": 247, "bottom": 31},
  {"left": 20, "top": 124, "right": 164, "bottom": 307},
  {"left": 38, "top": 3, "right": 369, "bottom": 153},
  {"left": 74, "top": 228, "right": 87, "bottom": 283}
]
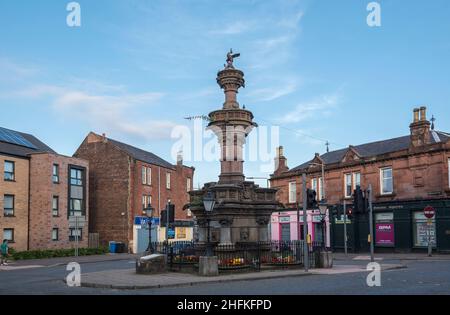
[{"left": 0, "top": 258, "right": 449, "bottom": 295}]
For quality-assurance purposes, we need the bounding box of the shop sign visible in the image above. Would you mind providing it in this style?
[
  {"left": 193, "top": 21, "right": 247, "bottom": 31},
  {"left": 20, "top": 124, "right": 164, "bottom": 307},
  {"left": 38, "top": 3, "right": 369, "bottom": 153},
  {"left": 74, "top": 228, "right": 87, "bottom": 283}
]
[
  {"left": 279, "top": 216, "right": 290, "bottom": 223},
  {"left": 375, "top": 223, "right": 395, "bottom": 246},
  {"left": 335, "top": 215, "right": 351, "bottom": 224}
]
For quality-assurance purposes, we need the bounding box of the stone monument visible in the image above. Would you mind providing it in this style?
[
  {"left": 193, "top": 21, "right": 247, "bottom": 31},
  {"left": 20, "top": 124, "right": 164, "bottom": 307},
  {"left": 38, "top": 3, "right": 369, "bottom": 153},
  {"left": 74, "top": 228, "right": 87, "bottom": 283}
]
[{"left": 189, "top": 51, "right": 280, "bottom": 245}]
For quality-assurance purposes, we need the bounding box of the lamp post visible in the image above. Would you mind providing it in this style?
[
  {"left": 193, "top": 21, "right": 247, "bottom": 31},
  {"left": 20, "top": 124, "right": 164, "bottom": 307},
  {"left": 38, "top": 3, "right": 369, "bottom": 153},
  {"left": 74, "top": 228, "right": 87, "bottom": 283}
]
[
  {"left": 318, "top": 199, "right": 328, "bottom": 250},
  {"left": 143, "top": 203, "right": 154, "bottom": 254},
  {"left": 202, "top": 190, "right": 216, "bottom": 256}
]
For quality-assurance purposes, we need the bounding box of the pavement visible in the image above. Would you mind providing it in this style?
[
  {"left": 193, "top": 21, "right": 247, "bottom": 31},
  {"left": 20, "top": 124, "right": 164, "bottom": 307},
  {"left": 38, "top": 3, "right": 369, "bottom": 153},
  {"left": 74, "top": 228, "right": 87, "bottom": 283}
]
[
  {"left": 333, "top": 252, "right": 450, "bottom": 261},
  {"left": 79, "top": 263, "right": 406, "bottom": 290},
  {"left": 0, "top": 253, "right": 138, "bottom": 270}
]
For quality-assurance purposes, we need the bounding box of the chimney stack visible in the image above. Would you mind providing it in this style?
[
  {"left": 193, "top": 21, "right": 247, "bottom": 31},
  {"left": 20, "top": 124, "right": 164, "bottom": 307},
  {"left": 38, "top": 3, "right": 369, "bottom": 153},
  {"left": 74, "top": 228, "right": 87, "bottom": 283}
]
[
  {"left": 410, "top": 107, "right": 431, "bottom": 147},
  {"left": 274, "top": 146, "right": 289, "bottom": 175},
  {"left": 177, "top": 150, "right": 183, "bottom": 166}
]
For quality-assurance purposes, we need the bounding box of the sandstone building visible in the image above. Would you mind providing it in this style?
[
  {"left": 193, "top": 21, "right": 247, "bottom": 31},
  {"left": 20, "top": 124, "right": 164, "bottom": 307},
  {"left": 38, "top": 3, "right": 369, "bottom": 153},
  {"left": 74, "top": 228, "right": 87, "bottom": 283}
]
[
  {"left": 74, "top": 132, "right": 194, "bottom": 253},
  {"left": 270, "top": 107, "right": 450, "bottom": 252}
]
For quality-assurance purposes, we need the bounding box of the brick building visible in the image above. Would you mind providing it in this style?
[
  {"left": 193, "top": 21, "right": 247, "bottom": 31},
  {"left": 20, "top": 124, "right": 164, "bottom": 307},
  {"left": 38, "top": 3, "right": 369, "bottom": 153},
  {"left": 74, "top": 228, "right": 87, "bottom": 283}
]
[
  {"left": 0, "top": 126, "right": 89, "bottom": 251},
  {"left": 270, "top": 107, "right": 450, "bottom": 253},
  {"left": 74, "top": 132, "right": 195, "bottom": 253}
]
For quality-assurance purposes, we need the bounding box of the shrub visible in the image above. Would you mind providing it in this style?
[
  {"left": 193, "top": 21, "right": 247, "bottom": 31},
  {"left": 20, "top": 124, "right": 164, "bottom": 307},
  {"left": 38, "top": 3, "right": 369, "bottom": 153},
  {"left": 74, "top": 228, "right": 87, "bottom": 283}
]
[{"left": 9, "top": 247, "right": 109, "bottom": 260}]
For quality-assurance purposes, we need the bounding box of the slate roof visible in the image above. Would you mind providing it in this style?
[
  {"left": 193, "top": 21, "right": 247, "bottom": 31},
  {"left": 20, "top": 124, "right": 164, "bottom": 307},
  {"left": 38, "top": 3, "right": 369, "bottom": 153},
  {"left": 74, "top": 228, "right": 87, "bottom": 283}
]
[
  {"left": 291, "top": 130, "right": 449, "bottom": 172},
  {"left": 107, "top": 137, "right": 175, "bottom": 169},
  {"left": 0, "top": 127, "right": 56, "bottom": 158}
]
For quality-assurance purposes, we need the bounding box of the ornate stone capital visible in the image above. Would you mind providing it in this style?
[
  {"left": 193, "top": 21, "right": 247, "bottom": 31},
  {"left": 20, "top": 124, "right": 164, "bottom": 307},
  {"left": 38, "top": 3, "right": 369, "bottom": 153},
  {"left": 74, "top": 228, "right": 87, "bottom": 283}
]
[
  {"left": 219, "top": 218, "right": 233, "bottom": 227},
  {"left": 256, "top": 217, "right": 270, "bottom": 226}
]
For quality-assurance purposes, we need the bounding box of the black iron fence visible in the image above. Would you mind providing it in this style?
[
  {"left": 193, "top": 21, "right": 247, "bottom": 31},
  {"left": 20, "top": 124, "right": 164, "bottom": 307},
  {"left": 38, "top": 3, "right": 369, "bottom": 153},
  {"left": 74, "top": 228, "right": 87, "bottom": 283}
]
[{"left": 147, "top": 240, "right": 322, "bottom": 271}]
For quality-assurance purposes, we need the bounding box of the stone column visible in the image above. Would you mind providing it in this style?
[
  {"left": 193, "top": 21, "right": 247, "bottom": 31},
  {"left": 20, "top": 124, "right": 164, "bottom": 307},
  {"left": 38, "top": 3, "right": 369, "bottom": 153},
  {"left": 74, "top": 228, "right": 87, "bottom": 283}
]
[
  {"left": 219, "top": 218, "right": 233, "bottom": 244},
  {"left": 256, "top": 217, "right": 271, "bottom": 242}
]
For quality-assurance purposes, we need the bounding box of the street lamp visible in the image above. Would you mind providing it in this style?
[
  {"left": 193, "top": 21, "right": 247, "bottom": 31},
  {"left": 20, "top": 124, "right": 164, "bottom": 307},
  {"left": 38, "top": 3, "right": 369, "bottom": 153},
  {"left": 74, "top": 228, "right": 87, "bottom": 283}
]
[
  {"left": 318, "top": 199, "right": 328, "bottom": 250},
  {"left": 203, "top": 190, "right": 216, "bottom": 256},
  {"left": 143, "top": 203, "right": 154, "bottom": 254}
]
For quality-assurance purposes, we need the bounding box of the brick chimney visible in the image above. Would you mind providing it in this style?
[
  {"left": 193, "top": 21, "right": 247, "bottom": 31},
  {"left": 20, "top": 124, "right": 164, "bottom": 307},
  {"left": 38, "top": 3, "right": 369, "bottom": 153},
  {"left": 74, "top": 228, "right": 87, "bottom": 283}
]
[
  {"left": 410, "top": 106, "right": 431, "bottom": 147},
  {"left": 274, "top": 146, "right": 289, "bottom": 175},
  {"left": 176, "top": 150, "right": 183, "bottom": 167}
]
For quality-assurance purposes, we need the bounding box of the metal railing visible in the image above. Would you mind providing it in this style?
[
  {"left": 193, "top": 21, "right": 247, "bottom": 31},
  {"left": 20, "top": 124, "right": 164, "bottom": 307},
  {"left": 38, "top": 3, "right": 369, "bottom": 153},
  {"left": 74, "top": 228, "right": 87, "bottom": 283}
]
[{"left": 148, "top": 240, "right": 322, "bottom": 271}]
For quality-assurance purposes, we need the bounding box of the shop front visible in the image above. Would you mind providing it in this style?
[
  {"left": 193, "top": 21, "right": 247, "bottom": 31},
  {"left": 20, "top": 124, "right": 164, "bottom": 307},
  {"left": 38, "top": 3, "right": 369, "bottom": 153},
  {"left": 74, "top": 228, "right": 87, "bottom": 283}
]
[
  {"left": 331, "top": 199, "right": 450, "bottom": 253},
  {"left": 271, "top": 210, "right": 330, "bottom": 246}
]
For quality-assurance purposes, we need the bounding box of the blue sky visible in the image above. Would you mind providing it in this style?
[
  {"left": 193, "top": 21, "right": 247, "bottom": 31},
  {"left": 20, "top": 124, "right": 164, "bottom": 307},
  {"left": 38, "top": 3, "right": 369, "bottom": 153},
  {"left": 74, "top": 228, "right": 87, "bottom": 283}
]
[{"left": 1, "top": 0, "right": 449, "bottom": 188}]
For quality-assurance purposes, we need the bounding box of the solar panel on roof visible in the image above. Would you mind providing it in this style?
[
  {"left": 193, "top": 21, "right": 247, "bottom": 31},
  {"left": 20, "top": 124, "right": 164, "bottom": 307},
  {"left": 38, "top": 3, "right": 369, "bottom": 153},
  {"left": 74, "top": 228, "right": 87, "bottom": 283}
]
[{"left": 0, "top": 127, "right": 37, "bottom": 149}]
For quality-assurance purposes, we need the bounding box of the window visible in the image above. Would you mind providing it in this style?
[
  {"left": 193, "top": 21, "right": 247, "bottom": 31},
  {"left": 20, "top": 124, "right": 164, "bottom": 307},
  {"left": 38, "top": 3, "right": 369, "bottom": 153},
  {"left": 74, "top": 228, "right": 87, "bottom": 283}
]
[
  {"left": 448, "top": 158, "right": 450, "bottom": 188},
  {"left": 380, "top": 167, "right": 393, "bottom": 195},
  {"left": 69, "top": 166, "right": 85, "bottom": 217},
  {"left": 311, "top": 178, "right": 322, "bottom": 200},
  {"left": 70, "top": 168, "right": 82, "bottom": 186},
  {"left": 344, "top": 172, "right": 361, "bottom": 198},
  {"left": 4, "top": 161, "right": 14, "bottom": 181},
  {"left": 345, "top": 174, "right": 352, "bottom": 198},
  {"left": 288, "top": 182, "right": 296, "bottom": 203},
  {"left": 319, "top": 177, "right": 324, "bottom": 201},
  {"left": 69, "top": 228, "right": 82, "bottom": 241},
  {"left": 52, "top": 164, "right": 59, "bottom": 183},
  {"left": 3, "top": 229, "right": 14, "bottom": 242},
  {"left": 412, "top": 212, "right": 436, "bottom": 248},
  {"left": 52, "top": 196, "right": 59, "bottom": 217},
  {"left": 3, "top": 195, "right": 14, "bottom": 217},
  {"left": 311, "top": 178, "right": 318, "bottom": 195},
  {"left": 187, "top": 178, "right": 191, "bottom": 192},
  {"left": 70, "top": 199, "right": 82, "bottom": 216},
  {"left": 142, "top": 195, "right": 151, "bottom": 208},
  {"left": 142, "top": 166, "right": 147, "bottom": 185},
  {"left": 147, "top": 167, "right": 152, "bottom": 185},
  {"left": 52, "top": 228, "right": 59, "bottom": 241},
  {"left": 354, "top": 172, "right": 361, "bottom": 189},
  {"left": 166, "top": 172, "right": 171, "bottom": 189}
]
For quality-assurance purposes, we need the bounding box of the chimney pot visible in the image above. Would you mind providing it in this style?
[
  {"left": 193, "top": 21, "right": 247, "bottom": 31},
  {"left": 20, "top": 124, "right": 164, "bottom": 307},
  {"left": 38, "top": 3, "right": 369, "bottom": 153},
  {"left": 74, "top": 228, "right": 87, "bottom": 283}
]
[
  {"left": 420, "top": 106, "right": 427, "bottom": 121},
  {"left": 413, "top": 108, "right": 420, "bottom": 123}
]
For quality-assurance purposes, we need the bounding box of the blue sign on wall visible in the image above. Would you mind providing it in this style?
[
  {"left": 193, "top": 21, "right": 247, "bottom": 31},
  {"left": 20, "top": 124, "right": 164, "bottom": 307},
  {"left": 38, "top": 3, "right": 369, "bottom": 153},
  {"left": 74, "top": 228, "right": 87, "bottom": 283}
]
[
  {"left": 134, "top": 216, "right": 160, "bottom": 226},
  {"left": 168, "top": 228, "right": 175, "bottom": 239}
]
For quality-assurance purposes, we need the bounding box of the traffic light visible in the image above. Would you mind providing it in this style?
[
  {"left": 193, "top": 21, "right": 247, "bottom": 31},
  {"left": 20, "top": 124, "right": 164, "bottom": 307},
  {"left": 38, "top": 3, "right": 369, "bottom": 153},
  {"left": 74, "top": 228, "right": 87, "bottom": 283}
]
[
  {"left": 353, "top": 187, "right": 365, "bottom": 213},
  {"left": 346, "top": 207, "right": 354, "bottom": 220},
  {"left": 306, "top": 189, "right": 318, "bottom": 209},
  {"left": 161, "top": 204, "right": 175, "bottom": 225}
]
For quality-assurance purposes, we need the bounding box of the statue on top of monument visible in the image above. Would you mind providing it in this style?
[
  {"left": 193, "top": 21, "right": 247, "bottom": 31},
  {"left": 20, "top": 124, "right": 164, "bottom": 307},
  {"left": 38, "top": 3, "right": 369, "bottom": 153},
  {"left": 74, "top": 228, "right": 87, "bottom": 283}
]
[{"left": 225, "top": 49, "right": 240, "bottom": 69}]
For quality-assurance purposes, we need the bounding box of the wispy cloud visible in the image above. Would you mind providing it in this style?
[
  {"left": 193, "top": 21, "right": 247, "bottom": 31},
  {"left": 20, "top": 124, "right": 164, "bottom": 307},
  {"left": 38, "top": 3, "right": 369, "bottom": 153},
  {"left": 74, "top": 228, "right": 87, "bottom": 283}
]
[
  {"left": 208, "top": 21, "right": 253, "bottom": 35},
  {"left": 7, "top": 82, "right": 176, "bottom": 141},
  {"left": 279, "top": 93, "right": 341, "bottom": 124},
  {"left": 278, "top": 10, "right": 304, "bottom": 29},
  {"left": 246, "top": 79, "right": 299, "bottom": 102},
  {"left": 0, "top": 58, "right": 39, "bottom": 80}
]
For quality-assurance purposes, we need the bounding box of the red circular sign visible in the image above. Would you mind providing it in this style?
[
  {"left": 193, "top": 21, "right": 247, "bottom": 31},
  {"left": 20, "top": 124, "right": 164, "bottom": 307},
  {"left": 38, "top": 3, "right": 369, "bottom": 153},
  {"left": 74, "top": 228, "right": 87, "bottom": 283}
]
[{"left": 424, "top": 206, "right": 435, "bottom": 219}]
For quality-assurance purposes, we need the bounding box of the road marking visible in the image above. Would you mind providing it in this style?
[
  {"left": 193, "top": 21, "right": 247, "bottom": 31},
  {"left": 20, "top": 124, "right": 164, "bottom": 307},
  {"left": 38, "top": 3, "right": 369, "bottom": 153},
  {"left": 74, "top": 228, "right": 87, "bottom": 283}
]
[
  {"left": 353, "top": 256, "right": 383, "bottom": 261},
  {"left": 0, "top": 265, "right": 44, "bottom": 271}
]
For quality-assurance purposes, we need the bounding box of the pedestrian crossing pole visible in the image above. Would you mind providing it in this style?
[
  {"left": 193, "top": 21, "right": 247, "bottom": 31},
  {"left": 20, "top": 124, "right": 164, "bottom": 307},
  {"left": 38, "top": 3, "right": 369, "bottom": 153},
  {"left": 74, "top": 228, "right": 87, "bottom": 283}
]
[
  {"left": 302, "top": 173, "right": 309, "bottom": 272},
  {"left": 343, "top": 200, "right": 348, "bottom": 256},
  {"left": 368, "top": 184, "right": 375, "bottom": 263}
]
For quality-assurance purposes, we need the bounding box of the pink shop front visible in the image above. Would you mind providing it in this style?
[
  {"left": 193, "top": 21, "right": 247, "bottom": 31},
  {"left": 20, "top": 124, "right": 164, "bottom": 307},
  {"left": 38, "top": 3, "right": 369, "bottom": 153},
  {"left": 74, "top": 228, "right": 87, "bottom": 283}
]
[{"left": 271, "top": 210, "right": 331, "bottom": 247}]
